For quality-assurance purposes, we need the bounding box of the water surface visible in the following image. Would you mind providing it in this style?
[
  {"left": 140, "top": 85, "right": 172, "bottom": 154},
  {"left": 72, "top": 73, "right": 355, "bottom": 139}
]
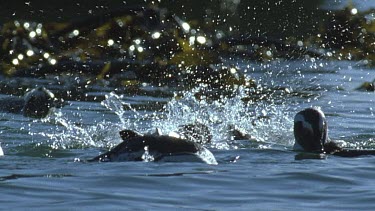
[{"left": 1, "top": 58, "right": 375, "bottom": 210}]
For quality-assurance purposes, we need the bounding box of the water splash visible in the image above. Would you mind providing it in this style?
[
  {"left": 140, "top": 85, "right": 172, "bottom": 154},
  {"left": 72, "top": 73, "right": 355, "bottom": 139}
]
[
  {"left": 196, "top": 147, "right": 218, "bottom": 165},
  {"left": 42, "top": 92, "right": 145, "bottom": 149},
  {"left": 141, "top": 146, "right": 155, "bottom": 162},
  {"left": 41, "top": 111, "right": 123, "bottom": 149},
  {"left": 152, "top": 85, "right": 294, "bottom": 149},
  {"left": 0, "top": 142, "right": 3, "bottom": 156},
  {"left": 36, "top": 85, "right": 294, "bottom": 153},
  {"left": 101, "top": 92, "right": 139, "bottom": 126}
]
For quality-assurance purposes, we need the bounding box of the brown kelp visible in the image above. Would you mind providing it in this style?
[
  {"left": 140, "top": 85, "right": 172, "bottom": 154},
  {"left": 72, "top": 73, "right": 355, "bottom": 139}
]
[{"left": 1, "top": 4, "right": 375, "bottom": 96}]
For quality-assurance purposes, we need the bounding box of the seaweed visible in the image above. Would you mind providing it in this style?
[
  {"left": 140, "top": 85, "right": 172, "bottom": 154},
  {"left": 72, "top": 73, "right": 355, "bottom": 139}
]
[{"left": 1, "top": 4, "right": 375, "bottom": 92}]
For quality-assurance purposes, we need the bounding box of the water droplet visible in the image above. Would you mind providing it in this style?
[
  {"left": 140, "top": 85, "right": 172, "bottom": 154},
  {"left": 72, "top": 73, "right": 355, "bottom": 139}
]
[
  {"left": 23, "top": 22, "right": 30, "bottom": 29},
  {"left": 49, "top": 58, "right": 57, "bottom": 65},
  {"left": 36, "top": 28, "right": 42, "bottom": 35},
  {"left": 17, "top": 54, "right": 24, "bottom": 60},
  {"left": 196, "top": 36, "right": 206, "bottom": 44},
  {"left": 72, "top": 29, "right": 79, "bottom": 36},
  {"left": 107, "top": 39, "right": 114, "bottom": 46},
  {"left": 151, "top": 31, "right": 161, "bottom": 39},
  {"left": 29, "top": 31, "right": 36, "bottom": 38},
  {"left": 189, "top": 36, "right": 195, "bottom": 45},
  {"left": 43, "top": 52, "right": 50, "bottom": 59},
  {"left": 182, "top": 22, "right": 190, "bottom": 32},
  {"left": 351, "top": 8, "right": 358, "bottom": 15},
  {"left": 26, "top": 50, "right": 34, "bottom": 56},
  {"left": 12, "top": 58, "right": 19, "bottom": 65},
  {"left": 134, "top": 39, "right": 141, "bottom": 45}
]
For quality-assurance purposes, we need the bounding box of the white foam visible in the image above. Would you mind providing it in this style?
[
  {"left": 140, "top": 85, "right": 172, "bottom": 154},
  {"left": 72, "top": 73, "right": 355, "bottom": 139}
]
[
  {"left": 159, "top": 148, "right": 217, "bottom": 165},
  {"left": 141, "top": 146, "right": 155, "bottom": 162},
  {"left": 196, "top": 147, "right": 218, "bottom": 165},
  {"left": 0, "top": 143, "right": 3, "bottom": 156},
  {"left": 151, "top": 86, "right": 294, "bottom": 148}
]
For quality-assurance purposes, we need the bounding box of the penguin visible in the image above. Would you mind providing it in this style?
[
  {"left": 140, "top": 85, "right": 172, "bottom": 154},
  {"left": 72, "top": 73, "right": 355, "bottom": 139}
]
[
  {"left": 294, "top": 107, "right": 375, "bottom": 157},
  {"left": 90, "top": 129, "right": 217, "bottom": 164}
]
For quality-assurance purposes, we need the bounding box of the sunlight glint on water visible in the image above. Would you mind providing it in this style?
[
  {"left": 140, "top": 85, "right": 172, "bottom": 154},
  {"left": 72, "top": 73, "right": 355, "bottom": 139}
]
[
  {"left": 37, "top": 85, "right": 294, "bottom": 151},
  {"left": 151, "top": 86, "right": 294, "bottom": 149}
]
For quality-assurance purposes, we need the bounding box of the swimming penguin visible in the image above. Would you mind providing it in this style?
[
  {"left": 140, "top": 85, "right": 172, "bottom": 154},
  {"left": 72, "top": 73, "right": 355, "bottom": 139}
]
[
  {"left": 0, "top": 87, "right": 59, "bottom": 118},
  {"left": 179, "top": 122, "right": 255, "bottom": 143},
  {"left": 90, "top": 129, "right": 217, "bottom": 164},
  {"left": 227, "top": 124, "right": 257, "bottom": 141},
  {"left": 293, "top": 107, "right": 375, "bottom": 157}
]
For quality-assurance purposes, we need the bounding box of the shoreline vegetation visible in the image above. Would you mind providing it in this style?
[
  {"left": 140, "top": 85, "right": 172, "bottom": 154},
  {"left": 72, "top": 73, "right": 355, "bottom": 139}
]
[{"left": 0, "top": 1, "right": 374, "bottom": 98}]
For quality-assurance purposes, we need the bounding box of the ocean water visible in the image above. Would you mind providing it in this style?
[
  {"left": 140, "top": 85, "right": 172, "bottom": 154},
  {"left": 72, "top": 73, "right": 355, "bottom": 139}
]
[{"left": 1, "top": 59, "right": 375, "bottom": 210}]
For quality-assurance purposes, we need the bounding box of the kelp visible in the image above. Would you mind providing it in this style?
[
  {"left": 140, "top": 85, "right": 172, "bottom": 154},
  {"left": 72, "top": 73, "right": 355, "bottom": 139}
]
[
  {"left": 1, "top": 5, "right": 375, "bottom": 92},
  {"left": 356, "top": 80, "right": 375, "bottom": 92},
  {"left": 313, "top": 6, "right": 375, "bottom": 62},
  {"left": 0, "top": 6, "right": 259, "bottom": 95}
]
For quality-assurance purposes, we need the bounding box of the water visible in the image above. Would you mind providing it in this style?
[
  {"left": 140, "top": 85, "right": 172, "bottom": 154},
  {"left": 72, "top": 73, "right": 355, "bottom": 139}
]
[
  {"left": 323, "top": 0, "right": 375, "bottom": 11},
  {"left": 1, "top": 59, "right": 375, "bottom": 210}
]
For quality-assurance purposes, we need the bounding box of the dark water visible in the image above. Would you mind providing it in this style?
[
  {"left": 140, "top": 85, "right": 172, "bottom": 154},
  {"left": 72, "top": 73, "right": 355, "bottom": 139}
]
[{"left": 1, "top": 59, "right": 375, "bottom": 210}]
